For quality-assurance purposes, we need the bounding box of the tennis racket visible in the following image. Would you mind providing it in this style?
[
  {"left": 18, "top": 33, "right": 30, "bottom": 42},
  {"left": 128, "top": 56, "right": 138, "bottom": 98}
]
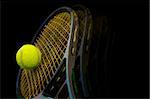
[
  {"left": 71, "top": 5, "right": 93, "bottom": 98},
  {"left": 16, "top": 7, "right": 79, "bottom": 98}
]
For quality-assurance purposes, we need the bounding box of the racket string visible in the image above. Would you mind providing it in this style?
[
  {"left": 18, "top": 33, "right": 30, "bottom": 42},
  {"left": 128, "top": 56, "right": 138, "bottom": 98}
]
[
  {"left": 54, "top": 12, "right": 70, "bottom": 28},
  {"left": 44, "top": 21, "right": 68, "bottom": 57},
  {"left": 20, "top": 71, "right": 28, "bottom": 96},
  {"left": 28, "top": 71, "right": 35, "bottom": 96},
  {"left": 43, "top": 27, "right": 65, "bottom": 53},
  {"left": 41, "top": 30, "right": 63, "bottom": 61},
  {"left": 45, "top": 24, "right": 68, "bottom": 48},
  {"left": 49, "top": 20, "right": 69, "bottom": 39},
  {"left": 43, "top": 29, "right": 66, "bottom": 56},
  {"left": 36, "top": 41, "right": 55, "bottom": 75},
  {"left": 31, "top": 70, "right": 39, "bottom": 96},
  {"left": 38, "top": 35, "right": 58, "bottom": 70},
  {"left": 54, "top": 15, "right": 70, "bottom": 28},
  {"left": 40, "top": 32, "right": 62, "bottom": 67},
  {"left": 35, "top": 43, "right": 53, "bottom": 79},
  {"left": 36, "top": 38, "right": 54, "bottom": 83},
  {"left": 24, "top": 70, "right": 31, "bottom": 97}
]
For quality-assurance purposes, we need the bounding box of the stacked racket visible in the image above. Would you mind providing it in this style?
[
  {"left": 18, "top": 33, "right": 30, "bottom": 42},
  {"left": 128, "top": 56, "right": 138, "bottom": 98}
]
[
  {"left": 71, "top": 5, "right": 93, "bottom": 98},
  {"left": 16, "top": 5, "right": 93, "bottom": 99}
]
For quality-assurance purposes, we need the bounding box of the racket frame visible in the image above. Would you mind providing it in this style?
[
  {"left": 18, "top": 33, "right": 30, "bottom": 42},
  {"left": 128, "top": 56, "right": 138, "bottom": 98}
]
[{"left": 16, "top": 7, "right": 79, "bottom": 99}]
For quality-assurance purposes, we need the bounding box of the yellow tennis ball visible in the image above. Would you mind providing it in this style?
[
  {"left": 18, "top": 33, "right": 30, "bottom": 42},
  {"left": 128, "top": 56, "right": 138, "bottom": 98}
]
[{"left": 16, "top": 44, "right": 41, "bottom": 69}]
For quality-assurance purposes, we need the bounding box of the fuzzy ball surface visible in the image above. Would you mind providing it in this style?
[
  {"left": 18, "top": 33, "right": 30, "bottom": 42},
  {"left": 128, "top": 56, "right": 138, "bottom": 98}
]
[{"left": 16, "top": 44, "right": 41, "bottom": 69}]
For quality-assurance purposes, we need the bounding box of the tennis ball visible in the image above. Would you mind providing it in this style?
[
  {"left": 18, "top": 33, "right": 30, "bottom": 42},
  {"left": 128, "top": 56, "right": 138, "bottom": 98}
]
[{"left": 16, "top": 44, "right": 41, "bottom": 69}]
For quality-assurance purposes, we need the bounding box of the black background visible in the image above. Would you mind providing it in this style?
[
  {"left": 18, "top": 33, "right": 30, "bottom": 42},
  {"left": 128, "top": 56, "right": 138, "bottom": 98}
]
[{"left": 1, "top": 0, "right": 149, "bottom": 98}]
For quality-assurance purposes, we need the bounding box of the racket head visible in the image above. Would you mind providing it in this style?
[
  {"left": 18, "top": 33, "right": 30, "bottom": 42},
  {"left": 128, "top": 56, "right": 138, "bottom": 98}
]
[{"left": 16, "top": 6, "right": 79, "bottom": 98}]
